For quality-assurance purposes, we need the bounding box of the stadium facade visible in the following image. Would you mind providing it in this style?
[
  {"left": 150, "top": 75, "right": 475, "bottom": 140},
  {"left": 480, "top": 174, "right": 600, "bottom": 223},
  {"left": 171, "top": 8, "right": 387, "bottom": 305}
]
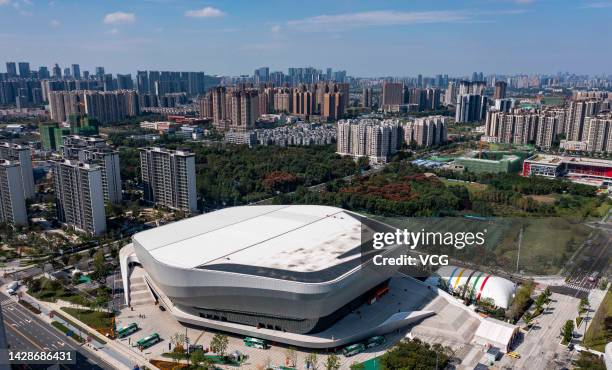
[{"left": 120, "top": 205, "right": 407, "bottom": 337}]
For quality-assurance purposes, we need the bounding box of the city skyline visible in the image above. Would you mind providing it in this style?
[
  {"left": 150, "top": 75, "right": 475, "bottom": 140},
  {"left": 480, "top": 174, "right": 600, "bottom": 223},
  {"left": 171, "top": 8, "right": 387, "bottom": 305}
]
[{"left": 1, "top": 0, "right": 612, "bottom": 76}]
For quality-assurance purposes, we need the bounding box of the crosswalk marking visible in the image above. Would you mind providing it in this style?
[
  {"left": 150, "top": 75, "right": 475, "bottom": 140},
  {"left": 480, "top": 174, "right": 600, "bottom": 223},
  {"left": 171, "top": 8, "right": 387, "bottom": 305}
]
[{"left": 564, "top": 283, "right": 590, "bottom": 293}]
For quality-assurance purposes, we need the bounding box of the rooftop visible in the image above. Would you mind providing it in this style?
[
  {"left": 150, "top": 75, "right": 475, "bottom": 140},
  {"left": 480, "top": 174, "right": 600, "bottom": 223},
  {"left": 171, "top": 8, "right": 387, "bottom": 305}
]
[
  {"left": 527, "top": 154, "right": 612, "bottom": 167},
  {"left": 133, "top": 205, "right": 372, "bottom": 281}
]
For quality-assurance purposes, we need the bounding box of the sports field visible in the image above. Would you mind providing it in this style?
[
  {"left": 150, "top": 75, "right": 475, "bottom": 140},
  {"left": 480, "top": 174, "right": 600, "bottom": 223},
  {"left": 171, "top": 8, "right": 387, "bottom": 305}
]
[{"left": 371, "top": 215, "right": 592, "bottom": 276}]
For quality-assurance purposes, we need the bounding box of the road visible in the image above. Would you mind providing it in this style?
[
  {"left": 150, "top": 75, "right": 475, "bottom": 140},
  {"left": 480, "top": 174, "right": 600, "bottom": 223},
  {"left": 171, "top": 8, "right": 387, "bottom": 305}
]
[{"left": 0, "top": 293, "right": 115, "bottom": 370}]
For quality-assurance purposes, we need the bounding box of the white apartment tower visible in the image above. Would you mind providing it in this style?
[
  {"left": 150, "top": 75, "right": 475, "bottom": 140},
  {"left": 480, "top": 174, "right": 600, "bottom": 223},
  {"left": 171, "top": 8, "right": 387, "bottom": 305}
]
[
  {"left": 52, "top": 159, "right": 107, "bottom": 235},
  {"left": 61, "top": 136, "right": 122, "bottom": 204},
  {"left": 0, "top": 160, "right": 28, "bottom": 226},
  {"left": 0, "top": 142, "right": 34, "bottom": 199},
  {"left": 140, "top": 147, "right": 197, "bottom": 213}
]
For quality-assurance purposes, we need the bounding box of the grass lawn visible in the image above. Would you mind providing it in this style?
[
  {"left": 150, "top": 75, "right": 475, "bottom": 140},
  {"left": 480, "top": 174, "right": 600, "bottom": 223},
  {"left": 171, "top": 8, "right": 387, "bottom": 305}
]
[
  {"left": 495, "top": 218, "right": 590, "bottom": 275},
  {"left": 583, "top": 290, "right": 612, "bottom": 352},
  {"left": 61, "top": 307, "right": 114, "bottom": 338},
  {"left": 372, "top": 215, "right": 590, "bottom": 276},
  {"left": 361, "top": 356, "right": 381, "bottom": 370},
  {"left": 440, "top": 178, "right": 487, "bottom": 194}
]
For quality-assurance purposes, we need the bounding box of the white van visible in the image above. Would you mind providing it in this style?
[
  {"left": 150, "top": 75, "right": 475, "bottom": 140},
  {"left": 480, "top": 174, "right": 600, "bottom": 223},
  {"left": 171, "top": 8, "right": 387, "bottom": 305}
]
[{"left": 7, "top": 281, "right": 19, "bottom": 295}]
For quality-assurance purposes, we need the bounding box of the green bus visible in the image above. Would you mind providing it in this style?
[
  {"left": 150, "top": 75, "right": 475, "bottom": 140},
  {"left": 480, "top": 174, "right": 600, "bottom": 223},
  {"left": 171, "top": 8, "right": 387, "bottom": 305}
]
[
  {"left": 365, "top": 336, "right": 385, "bottom": 348},
  {"left": 243, "top": 337, "right": 268, "bottom": 349},
  {"left": 116, "top": 323, "right": 139, "bottom": 339},
  {"left": 342, "top": 343, "right": 365, "bottom": 357},
  {"left": 136, "top": 333, "right": 161, "bottom": 349}
]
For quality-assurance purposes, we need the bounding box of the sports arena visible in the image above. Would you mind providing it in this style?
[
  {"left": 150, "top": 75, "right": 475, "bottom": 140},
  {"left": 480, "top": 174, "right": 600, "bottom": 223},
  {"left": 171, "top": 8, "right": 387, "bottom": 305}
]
[{"left": 120, "top": 205, "right": 408, "bottom": 336}]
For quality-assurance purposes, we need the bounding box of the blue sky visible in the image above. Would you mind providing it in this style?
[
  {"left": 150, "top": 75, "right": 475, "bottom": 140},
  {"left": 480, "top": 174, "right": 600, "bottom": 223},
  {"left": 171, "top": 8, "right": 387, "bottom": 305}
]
[{"left": 1, "top": 0, "right": 611, "bottom": 77}]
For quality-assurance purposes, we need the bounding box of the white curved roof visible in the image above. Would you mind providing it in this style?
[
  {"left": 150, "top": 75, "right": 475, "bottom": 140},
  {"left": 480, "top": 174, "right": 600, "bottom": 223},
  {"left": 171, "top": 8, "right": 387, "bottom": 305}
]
[
  {"left": 436, "top": 265, "right": 516, "bottom": 309},
  {"left": 133, "top": 205, "right": 363, "bottom": 272}
]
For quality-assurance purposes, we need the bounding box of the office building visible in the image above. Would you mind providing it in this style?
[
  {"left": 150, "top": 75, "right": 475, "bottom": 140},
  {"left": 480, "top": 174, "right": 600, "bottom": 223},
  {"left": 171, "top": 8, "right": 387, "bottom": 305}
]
[
  {"left": 0, "top": 142, "right": 34, "bottom": 199},
  {"left": 140, "top": 147, "right": 197, "bottom": 213},
  {"left": 523, "top": 154, "right": 612, "bottom": 187},
  {"left": 0, "top": 160, "right": 28, "bottom": 226},
  {"left": 52, "top": 159, "right": 106, "bottom": 235}
]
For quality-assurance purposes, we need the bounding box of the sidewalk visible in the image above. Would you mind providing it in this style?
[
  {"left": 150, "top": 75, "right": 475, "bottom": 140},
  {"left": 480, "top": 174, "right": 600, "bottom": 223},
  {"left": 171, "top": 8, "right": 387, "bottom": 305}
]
[{"left": 18, "top": 288, "right": 159, "bottom": 370}]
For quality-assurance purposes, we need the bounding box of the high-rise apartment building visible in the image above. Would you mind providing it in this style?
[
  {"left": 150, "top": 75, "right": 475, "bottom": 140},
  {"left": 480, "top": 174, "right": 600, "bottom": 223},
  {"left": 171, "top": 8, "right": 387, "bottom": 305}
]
[
  {"left": 52, "top": 159, "right": 106, "bottom": 235},
  {"left": 494, "top": 81, "right": 507, "bottom": 100},
  {"left": 5, "top": 62, "right": 17, "bottom": 77},
  {"left": 381, "top": 82, "right": 403, "bottom": 109},
  {"left": 402, "top": 116, "right": 448, "bottom": 147},
  {"left": 230, "top": 90, "right": 260, "bottom": 131},
  {"left": 0, "top": 142, "right": 34, "bottom": 199},
  {"left": 49, "top": 90, "right": 139, "bottom": 124},
  {"left": 322, "top": 92, "right": 344, "bottom": 121},
  {"left": 61, "top": 136, "right": 122, "bottom": 204},
  {"left": 71, "top": 64, "right": 81, "bottom": 80},
  {"left": 0, "top": 160, "right": 28, "bottom": 226},
  {"left": 140, "top": 147, "right": 197, "bottom": 213},
  {"left": 455, "top": 94, "right": 488, "bottom": 123},
  {"left": 361, "top": 87, "right": 373, "bottom": 109},
  {"left": 566, "top": 100, "right": 601, "bottom": 141},
  {"left": 586, "top": 116, "right": 612, "bottom": 153},
  {"left": 18, "top": 62, "right": 31, "bottom": 78},
  {"left": 337, "top": 119, "right": 400, "bottom": 163}
]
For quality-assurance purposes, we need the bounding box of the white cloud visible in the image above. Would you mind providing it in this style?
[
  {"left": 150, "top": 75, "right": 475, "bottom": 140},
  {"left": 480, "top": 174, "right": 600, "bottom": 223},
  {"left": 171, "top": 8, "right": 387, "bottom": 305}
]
[
  {"left": 50, "top": 19, "right": 61, "bottom": 27},
  {"left": 270, "top": 25, "right": 281, "bottom": 33},
  {"left": 287, "top": 10, "right": 469, "bottom": 31},
  {"left": 103, "top": 12, "right": 136, "bottom": 25},
  {"left": 106, "top": 28, "right": 120, "bottom": 35},
  {"left": 185, "top": 6, "right": 225, "bottom": 18}
]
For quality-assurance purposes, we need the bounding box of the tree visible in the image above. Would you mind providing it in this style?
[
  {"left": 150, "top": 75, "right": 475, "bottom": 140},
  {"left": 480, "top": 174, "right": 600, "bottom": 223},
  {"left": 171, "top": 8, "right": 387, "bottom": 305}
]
[
  {"left": 523, "top": 311, "right": 533, "bottom": 326},
  {"left": 170, "top": 332, "right": 186, "bottom": 352},
  {"left": 561, "top": 319, "right": 574, "bottom": 344},
  {"left": 210, "top": 333, "right": 229, "bottom": 358},
  {"left": 350, "top": 363, "right": 365, "bottom": 370},
  {"left": 305, "top": 353, "right": 318, "bottom": 370},
  {"left": 92, "top": 249, "right": 107, "bottom": 283},
  {"left": 379, "top": 339, "right": 450, "bottom": 370},
  {"left": 325, "top": 354, "right": 341, "bottom": 370},
  {"left": 285, "top": 347, "right": 298, "bottom": 367},
  {"left": 579, "top": 297, "right": 589, "bottom": 315},
  {"left": 169, "top": 346, "right": 185, "bottom": 363}
]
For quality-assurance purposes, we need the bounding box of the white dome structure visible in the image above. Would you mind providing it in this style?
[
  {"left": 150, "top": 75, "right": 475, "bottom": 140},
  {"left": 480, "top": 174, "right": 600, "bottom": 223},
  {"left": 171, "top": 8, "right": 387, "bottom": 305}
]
[{"left": 436, "top": 265, "right": 516, "bottom": 309}]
